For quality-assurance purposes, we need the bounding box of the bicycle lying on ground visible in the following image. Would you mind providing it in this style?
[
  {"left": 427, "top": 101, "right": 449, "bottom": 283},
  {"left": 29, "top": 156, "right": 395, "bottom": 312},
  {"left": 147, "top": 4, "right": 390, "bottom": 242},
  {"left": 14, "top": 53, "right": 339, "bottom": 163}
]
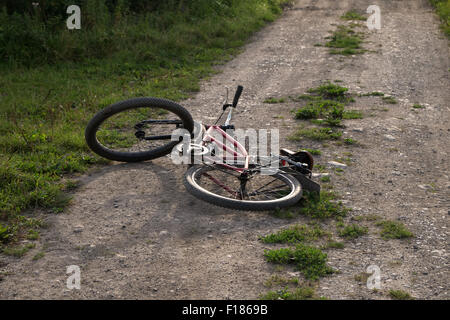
[{"left": 85, "top": 86, "right": 320, "bottom": 211}]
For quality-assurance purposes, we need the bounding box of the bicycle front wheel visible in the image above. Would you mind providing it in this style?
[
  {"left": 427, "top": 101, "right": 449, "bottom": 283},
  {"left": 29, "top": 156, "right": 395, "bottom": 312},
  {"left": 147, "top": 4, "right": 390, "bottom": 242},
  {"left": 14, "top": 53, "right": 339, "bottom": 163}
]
[
  {"left": 183, "top": 165, "right": 302, "bottom": 211},
  {"left": 85, "top": 98, "right": 194, "bottom": 162}
]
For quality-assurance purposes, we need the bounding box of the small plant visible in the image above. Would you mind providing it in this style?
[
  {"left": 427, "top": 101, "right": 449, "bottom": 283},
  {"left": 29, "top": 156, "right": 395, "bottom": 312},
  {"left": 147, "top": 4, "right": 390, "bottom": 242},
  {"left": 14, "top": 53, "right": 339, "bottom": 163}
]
[
  {"left": 264, "top": 244, "right": 334, "bottom": 280},
  {"left": 325, "top": 26, "right": 365, "bottom": 55},
  {"left": 32, "top": 251, "right": 45, "bottom": 261},
  {"left": 341, "top": 10, "right": 366, "bottom": 21},
  {"left": 260, "top": 286, "right": 323, "bottom": 300},
  {"left": 307, "top": 82, "right": 349, "bottom": 99},
  {"left": 354, "top": 272, "right": 371, "bottom": 283},
  {"left": 260, "top": 224, "right": 328, "bottom": 244},
  {"left": 412, "top": 104, "right": 424, "bottom": 109},
  {"left": 389, "top": 289, "right": 414, "bottom": 300},
  {"left": 338, "top": 224, "right": 368, "bottom": 239},
  {"left": 303, "top": 148, "right": 321, "bottom": 155},
  {"left": 263, "top": 275, "right": 299, "bottom": 288},
  {"left": 382, "top": 96, "right": 398, "bottom": 104},
  {"left": 322, "top": 241, "right": 344, "bottom": 249},
  {"left": 344, "top": 138, "right": 358, "bottom": 145},
  {"left": 376, "top": 221, "right": 414, "bottom": 240},
  {"left": 298, "top": 191, "right": 349, "bottom": 219},
  {"left": 2, "top": 243, "right": 36, "bottom": 257},
  {"left": 362, "top": 92, "right": 384, "bottom": 96},
  {"left": 290, "top": 127, "right": 342, "bottom": 141},
  {"left": 320, "top": 175, "right": 331, "bottom": 183},
  {"left": 264, "top": 97, "right": 286, "bottom": 104}
]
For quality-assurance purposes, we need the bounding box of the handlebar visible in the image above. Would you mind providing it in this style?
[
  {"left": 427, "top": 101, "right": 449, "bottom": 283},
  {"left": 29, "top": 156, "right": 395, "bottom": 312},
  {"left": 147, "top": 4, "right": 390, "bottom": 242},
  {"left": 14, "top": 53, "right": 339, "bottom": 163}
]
[{"left": 232, "top": 85, "right": 243, "bottom": 108}]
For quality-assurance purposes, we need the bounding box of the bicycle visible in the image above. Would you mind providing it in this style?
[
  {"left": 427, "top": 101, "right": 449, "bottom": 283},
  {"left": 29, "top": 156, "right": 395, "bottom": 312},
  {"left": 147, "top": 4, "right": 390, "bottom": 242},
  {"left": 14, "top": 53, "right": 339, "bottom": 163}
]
[{"left": 85, "top": 86, "right": 320, "bottom": 211}]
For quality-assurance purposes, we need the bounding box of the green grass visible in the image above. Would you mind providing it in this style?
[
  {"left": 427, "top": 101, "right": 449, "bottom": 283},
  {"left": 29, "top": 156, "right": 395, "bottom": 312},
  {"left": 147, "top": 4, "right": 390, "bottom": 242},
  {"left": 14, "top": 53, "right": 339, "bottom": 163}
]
[
  {"left": 412, "top": 104, "right": 425, "bottom": 109},
  {"left": 344, "top": 138, "right": 358, "bottom": 145},
  {"left": 389, "top": 289, "right": 414, "bottom": 300},
  {"left": 430, "top": 0, "right": 450, "bottom": 38},
  {"left": 341, "top": 10, "right": 367, "bottom": 21},
  {"left": 264, "top": 244, "right": 334, "bottom": 280},
  {"left": 264, "top": 97, "right": 286, "bottom": 104},
  {"left": 303, "top": 148, "right": 322, "bottom": 155},
  {"left": 263, "top": 275, "right": 299, "bottom": 288},
  {"left": 376, "top": 221, "right": 414, "bottom": 240},
  {"left": 297, "top": 191, "right": 349, "bottom": 220},
  {"left": 382, "top": 96, "right": 398, "bottom": 104},
  {"left": 32, "top": 251, "right": 45, "bottom": 261},
  {"left": 325, "top": 25, "right": 365, "bottom": 55},
  {"left": 322, "top": 241, "right": 344, "bottom": 249},
  {"left": 260, "top": 224, "right": 329, "bottom": 244},
  {"left": 362, "top": 92, "right": 385, "bottom": 97},
  {"left": 320, "top": 175, "right": 331, "bottom": 183},
  {"left": 2, "top": 243, "right": 35, "bottom": 257},
  {"left": 0, "top": 0, "right": 292, "bottom": 247},
  {"left": 290, "top": 127, "right": 343, "bottom": 141},
  {"left": 260, "top": 286, "right": 325, "bottom": 300},
  {"left": 338, "top": 224, "right": 368, "bottom": 239}
]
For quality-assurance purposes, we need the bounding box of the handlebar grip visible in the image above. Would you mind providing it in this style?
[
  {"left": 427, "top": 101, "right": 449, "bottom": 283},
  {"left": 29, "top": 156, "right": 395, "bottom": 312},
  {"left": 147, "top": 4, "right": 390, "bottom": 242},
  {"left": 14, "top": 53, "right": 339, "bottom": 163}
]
[{"left": 232, "top": 85, "right": 243, "bottom": 108}]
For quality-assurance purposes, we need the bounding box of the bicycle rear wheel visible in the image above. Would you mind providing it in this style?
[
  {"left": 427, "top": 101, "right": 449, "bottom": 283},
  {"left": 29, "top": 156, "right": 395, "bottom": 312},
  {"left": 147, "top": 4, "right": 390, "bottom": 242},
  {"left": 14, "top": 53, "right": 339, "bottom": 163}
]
[
  {"left": 85, "top": 98, "right": 194, "bottom": 162},
  {"left": 183, "top": 164, "right": 302, "bottom": 211}
]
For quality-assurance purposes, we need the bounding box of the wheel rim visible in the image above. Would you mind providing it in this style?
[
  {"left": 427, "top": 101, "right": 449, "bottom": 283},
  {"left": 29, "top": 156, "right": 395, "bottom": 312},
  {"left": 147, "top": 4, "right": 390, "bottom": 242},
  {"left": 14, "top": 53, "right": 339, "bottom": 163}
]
[
  {"left": 94, "top": 106, "right": 183, "bottom": 156},
  {"left": 190, "top": 165, "right": 298, "bottom": 204}
]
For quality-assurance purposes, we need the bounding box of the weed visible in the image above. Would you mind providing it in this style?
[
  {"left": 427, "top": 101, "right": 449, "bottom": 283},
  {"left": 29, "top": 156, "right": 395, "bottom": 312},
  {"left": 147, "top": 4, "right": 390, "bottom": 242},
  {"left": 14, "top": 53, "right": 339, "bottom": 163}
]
[
  {"left": 344, "top": 138, "right": 358, "bottom": 145},
  {"left": 389, "top": 289, "right": 414, "bottom": 300},
  {"left": 303, "top": 148, "right": 321, "bottom": 155},
  {"left": 320, "top": 175, "right": 331, "bottom": 183},
  {"left": 430, "top": 0, "right": 450, "bottom": 38},
  {"left": 264, "top": 97, "right": 286, "bottom": 104},
  {"left": 354, "top": 272, "right": 371, "bottom": 283},
  {"left": 297, "top": 191, "right": 349, "bottom": 219},
  {"left": 338, "top": 224, "right": 368, "bottom": 239},
  {"left": 322, "top": 241, "right": 344, "bottom": 249},
  {"left": 362, "top": 92, "right": 384, "bottom": 97},
  {"left": 376, "top": 221, "right": 414, "bottom": 240},
  {"left": 263, "top": 275, "right": 299, "bottom": 288},
  {"left": 290, "top": 127, "right": 342, "bottom": 141},
  {"left": 325, "top": 26, "right": 365, "bottom": 55},
  {"left": 260, "top": 224, "right": 328, "bottom": 244},
  {"left": 2, "top": 243, "right": 35, "bottom": 257},
  {"left": 412, "top": 104, "right": 425, "bottom": 109},
  {"left": 264, "top": 244, "right": 334, "bottom": 280},
  {"left": 260, "top": 286, "right": 324, "bottom": 300},
  {"left": 382, "top": 96, "right": 398, "bottom": 104},
  {"left": 32, "top": 251, "right": 45, "bottom": 261},
  {"left": 341, "top": 10, "right": 367, "bottom": 21}
]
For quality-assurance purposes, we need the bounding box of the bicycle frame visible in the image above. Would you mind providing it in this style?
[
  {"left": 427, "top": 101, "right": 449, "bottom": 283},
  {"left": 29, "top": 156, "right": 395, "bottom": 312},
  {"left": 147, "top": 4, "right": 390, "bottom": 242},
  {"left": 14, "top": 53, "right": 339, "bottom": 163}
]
[{"left": 202, "top": 125, "right": 249, "bottom": 173}]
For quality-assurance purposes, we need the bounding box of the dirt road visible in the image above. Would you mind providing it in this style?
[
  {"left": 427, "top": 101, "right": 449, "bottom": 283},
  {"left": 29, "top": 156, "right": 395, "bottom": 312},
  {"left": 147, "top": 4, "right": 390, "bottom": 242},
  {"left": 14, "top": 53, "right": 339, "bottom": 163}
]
[{"left": 1, "top": 0, "right": 448, "bottom": 299}]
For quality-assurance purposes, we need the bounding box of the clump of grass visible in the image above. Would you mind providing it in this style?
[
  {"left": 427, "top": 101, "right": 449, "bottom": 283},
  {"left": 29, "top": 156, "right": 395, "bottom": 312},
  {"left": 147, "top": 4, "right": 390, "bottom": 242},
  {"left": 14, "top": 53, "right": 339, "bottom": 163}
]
[
  {"left": 290, "top": 127, "right": 343, "bottom": 141},
  {"left": 303, "top": 148, "right": 321, "bottom": 155},
  {"left": 376, "top": 221, "right": 414, "bottom": 240},
  {"left": 412, "top": 104, "right": 425, "bottom": 109},
  {"left": 382, "top": 96, "right": 398, "bottom": 104},
  {"left": 264, "top": 97, "right": 286, "bottom": 104},
  {"left": 260, "top": 224, "right": 328, "bottom": 244},
  {"left": 320, "top": 175, "right": 331, "bottom": 183},
  {"left": 307, "top": 82, "right": 349, "bottom": 99},
  {"left": 264, "top": 244, "right": 334, "bottom": 280},
  {"left": 338, "top": 224, "right": 368, "bottom": 239},
  {"left": 344, "top": 138, "right": 358, "bottom": 145},
  {"left": 260, "top": 286, "right": 324, "bottom": 300},
  {"left": 389, "top": 289, "right": 414, "bottom": 300},
  {"left": 298, "top": 191, "right": 349, "bottom": 219},
  {"left": 430, "top": 0, "right": 450, "bottom": 38},
  {"left": 341, "top": 10, "right": 367, "bottom": 21},
  {"left": 263, "top": 275, "right": 299, "bottom": 288},
  {"left": 362, "top": 92, "right": 384, "bottom": 97},
  {"left": 322, "top": 241, "right": 344, "bottom": 249},
  {"left": 325, "top": 25, "right": 365, "bottom": 55},
  {"left": 342, "top": 110, "right": 363, "bottom": 119},
  {"left": 354, "top": 272, "right": 371, "bottom": 283},
  {"left": 2, "top": 243, "right": 35, "bottom": 257},
  {"left": 32, "top": 251, "right": 45, "bottom": 261}
]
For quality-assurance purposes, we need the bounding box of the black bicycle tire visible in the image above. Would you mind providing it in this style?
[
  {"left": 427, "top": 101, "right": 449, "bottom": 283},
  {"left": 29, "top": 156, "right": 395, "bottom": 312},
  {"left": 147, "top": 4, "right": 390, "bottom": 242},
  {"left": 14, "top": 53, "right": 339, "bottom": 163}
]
[
  {"left": 183, "top": 165, "right": 302, "bottom": 211},
  {"left": 85, "top": 97, "right": 194, "bottom": 162}
]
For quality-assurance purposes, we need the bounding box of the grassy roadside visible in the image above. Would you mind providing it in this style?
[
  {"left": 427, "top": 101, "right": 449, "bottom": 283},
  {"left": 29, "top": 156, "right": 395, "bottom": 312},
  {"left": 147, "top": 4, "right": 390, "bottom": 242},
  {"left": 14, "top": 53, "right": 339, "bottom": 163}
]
[
  {"left": 0, "top": 0, "right": 293, "bottom": 249},
  {"left": 430, "top": 0, "right": 450, "bottom": 38}
]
